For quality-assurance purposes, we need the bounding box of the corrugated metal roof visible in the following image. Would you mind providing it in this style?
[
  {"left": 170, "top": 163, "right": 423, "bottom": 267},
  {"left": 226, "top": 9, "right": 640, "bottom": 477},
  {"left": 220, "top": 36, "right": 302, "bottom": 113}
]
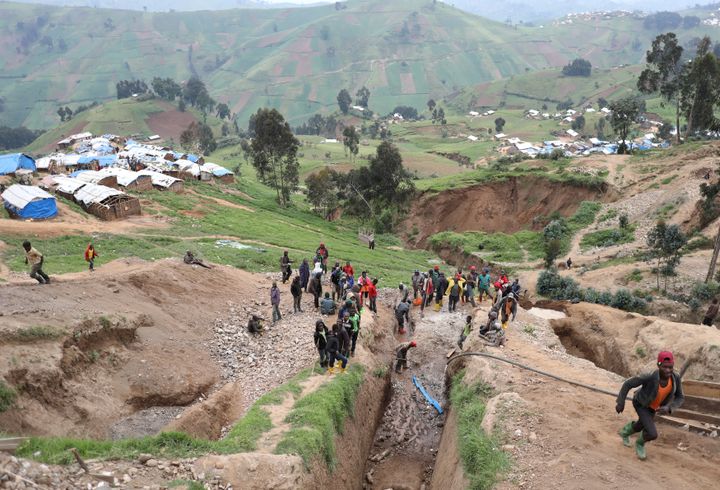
[{"left": 1, "top": 185, "right": 54, "bottom": 209}]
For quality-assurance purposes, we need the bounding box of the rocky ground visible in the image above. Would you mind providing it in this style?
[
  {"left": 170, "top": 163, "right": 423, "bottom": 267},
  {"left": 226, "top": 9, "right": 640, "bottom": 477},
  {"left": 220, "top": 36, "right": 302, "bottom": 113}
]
[{"left": 0, "top": 451, "right": 229, "bottom": 490}]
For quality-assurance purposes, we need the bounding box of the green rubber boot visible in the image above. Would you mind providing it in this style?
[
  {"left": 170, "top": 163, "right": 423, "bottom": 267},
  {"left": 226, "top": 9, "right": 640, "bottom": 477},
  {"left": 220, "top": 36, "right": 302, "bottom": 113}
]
[
  {"left": 635, "top": 432, "right": 647, "bottom": 460},
  {"left": 619, "top": 422, "right": 634, "bottom": 447}
]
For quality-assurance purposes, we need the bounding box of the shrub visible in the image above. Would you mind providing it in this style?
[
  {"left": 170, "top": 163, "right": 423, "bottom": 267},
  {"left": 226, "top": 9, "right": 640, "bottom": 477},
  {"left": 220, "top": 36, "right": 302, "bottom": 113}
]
[
  {"left": 0, "top": 381, "right": 17, "bottom": 412},
  {"left": 537, "top": 270, "right": 582, "bottom": 300},
  {"left": 691, "top": 281, "right": 720, "bottom": 302},
  {"left": 537, "top": 272, "right": 645, "bottom": 312},
  {"left": 619, "top": 214, "right": 629, "bottom": 229}
]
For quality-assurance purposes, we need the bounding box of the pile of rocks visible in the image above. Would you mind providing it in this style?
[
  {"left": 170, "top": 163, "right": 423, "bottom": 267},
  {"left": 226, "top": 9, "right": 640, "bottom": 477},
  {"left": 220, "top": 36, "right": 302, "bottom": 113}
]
[
  {"left": 0, "top": 452, "right": 234, "bottom": 489},
  {"left": 207, "top": 302, "right": 320, "bottom": 402}
]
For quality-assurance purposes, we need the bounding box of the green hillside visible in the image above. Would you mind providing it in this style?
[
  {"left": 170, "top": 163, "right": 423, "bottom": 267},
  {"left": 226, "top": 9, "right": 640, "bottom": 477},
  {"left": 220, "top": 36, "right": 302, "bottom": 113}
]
[
  {"left": 446, "top": 65, "right": 643, "bottom": 113},
  {"left": 0, "top": 0, "right": 717, "bottom": 130},
  {"left": 22, "top": 97, "right": 202, "bottom": 153}
]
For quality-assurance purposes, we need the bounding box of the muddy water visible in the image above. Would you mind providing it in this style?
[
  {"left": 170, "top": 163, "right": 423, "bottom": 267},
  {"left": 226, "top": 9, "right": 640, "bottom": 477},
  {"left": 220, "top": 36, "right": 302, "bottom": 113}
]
[{"left": 363, "top": 306, "right": 467, "bottom": 489}]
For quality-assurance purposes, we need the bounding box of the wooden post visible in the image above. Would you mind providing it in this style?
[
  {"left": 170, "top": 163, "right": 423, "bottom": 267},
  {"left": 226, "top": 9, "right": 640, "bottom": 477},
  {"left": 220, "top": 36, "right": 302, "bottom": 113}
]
[{"left": 705, "top": 223, "right": 720, "bottom": 283}]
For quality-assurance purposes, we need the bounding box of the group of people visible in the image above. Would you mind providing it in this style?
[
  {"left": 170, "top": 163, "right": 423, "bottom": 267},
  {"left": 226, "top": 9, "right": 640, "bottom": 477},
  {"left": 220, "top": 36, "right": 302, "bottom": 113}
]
[
  {"left": 279, "top": 246, "right": 381, "bottom": 318},
  {"left": 19, "top": 240, "right": 101, "bottom": 285},
  {"left": 261, "top": 244, "right": 386, "bottom": 375}
]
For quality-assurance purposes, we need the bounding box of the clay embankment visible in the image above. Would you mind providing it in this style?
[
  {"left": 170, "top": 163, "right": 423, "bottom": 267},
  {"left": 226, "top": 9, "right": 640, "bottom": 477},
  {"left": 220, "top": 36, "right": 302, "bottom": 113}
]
[
  {"left": 402, "top": 176, "right": 614, "bottom": 248},
  {"left": 0, "top": 259, "right": 333, "bottom": 439},
  {"left": 550, "top": 302, "right": 720, "bottom": 381},
  {"left": 434, "top": 302, "right": 720, "bottom": 489}
]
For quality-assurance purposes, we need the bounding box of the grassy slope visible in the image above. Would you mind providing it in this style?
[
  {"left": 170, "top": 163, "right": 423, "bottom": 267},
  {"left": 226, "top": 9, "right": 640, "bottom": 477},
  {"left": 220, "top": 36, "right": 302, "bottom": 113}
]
[
  {"left": 23, "top": 97, "right": 202, "bottom": 153},
  {"left": 1, "top": 0, "right": 716, "bottom": 130}
]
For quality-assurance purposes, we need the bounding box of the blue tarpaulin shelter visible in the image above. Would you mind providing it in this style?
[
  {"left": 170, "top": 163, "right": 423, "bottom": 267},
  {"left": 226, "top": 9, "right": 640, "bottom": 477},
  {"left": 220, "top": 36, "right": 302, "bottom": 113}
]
[
  {"left": 1, "top": 185, "right": 57, "bottom": 219},
  {"left": 77, "top": 155, "right": 118, "bottom": 167},
  {"left": 0, "top": 153, "right": 36, "bottom": 175}
]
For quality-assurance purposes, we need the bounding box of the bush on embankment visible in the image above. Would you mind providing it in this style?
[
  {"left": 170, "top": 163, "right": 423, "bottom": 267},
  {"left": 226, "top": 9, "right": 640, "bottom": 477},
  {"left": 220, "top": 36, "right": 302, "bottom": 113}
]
[{"left": 537, "top": 270, "right": 647, "bottom": 313}]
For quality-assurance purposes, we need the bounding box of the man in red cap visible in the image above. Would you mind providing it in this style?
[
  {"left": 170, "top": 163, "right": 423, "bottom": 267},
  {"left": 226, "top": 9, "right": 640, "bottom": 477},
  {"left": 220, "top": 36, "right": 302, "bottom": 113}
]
[
  {"left": 615, "top": 351, "right": 684, "bottom": 460},
  {"left": 395, "top": 340, "right": 417, "bottom": 373}
]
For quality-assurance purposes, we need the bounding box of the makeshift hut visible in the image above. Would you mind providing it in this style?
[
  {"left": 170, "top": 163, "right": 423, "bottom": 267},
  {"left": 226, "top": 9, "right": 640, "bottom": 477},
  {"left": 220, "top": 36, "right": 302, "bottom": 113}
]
[
  {"left": 99, "top": 168, "right": 152, "bottom": 191},
  {"left": 50, "top": 176, "right": 87, "bottom": 201},
  {"left": 137, "top": 170, "right": 184, "bottom": 192},
  {"left": 0, "top": 153, "right": 36, "bottom": 175},
  {"left": 201, "top": 163, "right": 235, "bottom": 183},
  {"left": 174, "top": 159, "right": 202, "bottom": 180},
  {"left": 74, "top": 170, "right": 118, "bottom": 189},
  {"left": 1, "top": 184, "right": 57, "bottom": 220},
  {"left": 73, "top": 183, "right": 141, "bottom": 220}
]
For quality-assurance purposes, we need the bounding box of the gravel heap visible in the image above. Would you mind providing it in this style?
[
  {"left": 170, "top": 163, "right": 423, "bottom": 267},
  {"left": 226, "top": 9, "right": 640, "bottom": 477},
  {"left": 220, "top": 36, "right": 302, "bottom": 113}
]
[
  {"left": 206, "top": 301, "right": 322, "bottom": 403},
  {"left": 0, "top": 452, "right": 232, "bottom": 490}
]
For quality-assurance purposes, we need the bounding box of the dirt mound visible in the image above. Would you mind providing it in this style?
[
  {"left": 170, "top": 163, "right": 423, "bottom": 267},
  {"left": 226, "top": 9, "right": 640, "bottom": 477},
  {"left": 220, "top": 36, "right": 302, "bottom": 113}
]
[
  {"left": 0, "top": 259, "right": 270, "bottom": 438},
  {"left": 551, "top": 302, "right": 720, "bottom": 380},
  {"left": 402, "top": 176, "right": 614, "bottom": 247}
]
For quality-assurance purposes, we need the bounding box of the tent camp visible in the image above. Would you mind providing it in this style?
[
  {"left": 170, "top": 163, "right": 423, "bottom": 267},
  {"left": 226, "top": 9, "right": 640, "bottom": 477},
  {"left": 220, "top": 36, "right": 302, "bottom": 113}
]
[
  {"left": 0, "top": 153, "right": 36, "bottom": 175},
  {"left": 1, "top": 184, "right": 57, "bottom": 219}
]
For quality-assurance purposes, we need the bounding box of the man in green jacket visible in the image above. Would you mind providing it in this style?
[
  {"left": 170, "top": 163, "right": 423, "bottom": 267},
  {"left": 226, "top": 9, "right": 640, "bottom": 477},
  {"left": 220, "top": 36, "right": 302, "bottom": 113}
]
[{"left": 615, "top": 351, "right": 684, "bottom": 460}]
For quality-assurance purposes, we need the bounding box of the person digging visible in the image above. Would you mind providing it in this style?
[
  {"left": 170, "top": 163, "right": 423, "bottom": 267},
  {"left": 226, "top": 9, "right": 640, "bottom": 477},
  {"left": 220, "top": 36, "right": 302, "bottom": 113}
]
[
  {"left": 616, "top": 351, "right": 684, "bottom": 460},
  {"left": 395, "top": 340, "right": 417, "bottom": 373}
]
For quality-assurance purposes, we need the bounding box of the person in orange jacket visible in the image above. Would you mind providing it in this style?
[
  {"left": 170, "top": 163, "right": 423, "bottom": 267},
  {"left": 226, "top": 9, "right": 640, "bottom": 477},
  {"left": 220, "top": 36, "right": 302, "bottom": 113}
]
[{"left": 84, "top": 243, "right": 99, "bottom": 271}]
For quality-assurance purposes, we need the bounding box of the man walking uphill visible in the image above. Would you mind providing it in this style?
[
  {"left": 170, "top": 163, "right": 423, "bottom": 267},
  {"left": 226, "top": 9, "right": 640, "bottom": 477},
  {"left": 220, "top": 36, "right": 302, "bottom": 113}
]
[
  {"left": 616, "top": 351, "right": 684, "bottom": 460},
  {"left": 23, "top": 241, "right": 49, "bottom": 284}
]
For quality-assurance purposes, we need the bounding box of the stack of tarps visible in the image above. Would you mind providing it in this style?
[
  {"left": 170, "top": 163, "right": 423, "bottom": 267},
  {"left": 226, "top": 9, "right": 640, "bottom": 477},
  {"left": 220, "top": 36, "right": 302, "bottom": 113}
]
[
  {"left": 98, "top": 168, "right": 152, "bottom": 191},
  {"left": 0, "top": 153, "right": 36, "bottom": 175},
  {"left": 73, "top": 183, "right": 141, "bottom": 220},
  {"left": 73, "top": 170, "right": 118, "bottom": 188},
  {"left": 201, "top": 163, "right": 234, "bottom": 183},
  {"left": 137, "top": 170, "right": 183, "bottom": 192},
  {"left": 1, "top": 184, "right": 57, "bottom": 219}
]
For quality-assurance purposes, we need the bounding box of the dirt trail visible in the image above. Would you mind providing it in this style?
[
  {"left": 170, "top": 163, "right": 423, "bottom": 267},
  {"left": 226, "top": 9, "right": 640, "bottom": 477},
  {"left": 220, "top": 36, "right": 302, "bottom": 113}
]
[{"left": 256, "top": 374, "right": 328, "bottom": 453}]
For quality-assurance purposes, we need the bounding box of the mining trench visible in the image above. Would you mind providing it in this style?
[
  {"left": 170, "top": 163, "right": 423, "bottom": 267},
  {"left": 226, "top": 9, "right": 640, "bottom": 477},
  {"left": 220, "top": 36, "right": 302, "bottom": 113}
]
[{"left": 361, "top": 306, "right": 466, "bottom": 489}]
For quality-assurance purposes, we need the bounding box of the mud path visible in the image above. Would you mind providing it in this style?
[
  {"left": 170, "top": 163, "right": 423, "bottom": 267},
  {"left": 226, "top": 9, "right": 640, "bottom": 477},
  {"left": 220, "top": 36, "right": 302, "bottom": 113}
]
[{"left": 364, "top": 303, "right": 466, "bottom": 489}]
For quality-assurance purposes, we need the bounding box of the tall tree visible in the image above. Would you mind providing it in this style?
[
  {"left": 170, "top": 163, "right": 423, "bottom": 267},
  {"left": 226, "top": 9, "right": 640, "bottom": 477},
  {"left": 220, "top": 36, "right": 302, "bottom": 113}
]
[
  {"left": 337, "top": 89, "right": 352, "bottom": 114},
  {"left": 680, "top": 37, "right": 720, "bottom": 137},
  {"left": 355, "top": 86, "right": 370, "bottom": 108},
  {"left": 646, "top": 220, "right": 687, "bottom": 290},
  {"left": 637, "top": 33, "right": 685, "bottom": 144},
  {"left": 609, "top": 97, "right": 640, "bottom": 154},
  {"left": 180, "top": 121, "right": 217, "bottom": 154},
  {"left": 342, "top": 126, "right": 360, "bottom": 161},
  {"left": 427, "top": 99, "right": 436, "bottom": 112},
  {"left": 249, "top": 108, "right": 300, "bottom": 206},
  {"left": 216, "top": 102, "right": 231, "bottom": 120},
  {"left": 304, "top": 168, "right": 339, "bottom": 219}
]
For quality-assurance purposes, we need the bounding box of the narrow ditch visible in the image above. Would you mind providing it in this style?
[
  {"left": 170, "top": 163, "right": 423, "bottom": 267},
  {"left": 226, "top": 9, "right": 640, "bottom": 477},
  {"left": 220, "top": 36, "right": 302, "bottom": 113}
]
[{"left": 360, "top": 310, "right": 464, "bottom": 489}]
